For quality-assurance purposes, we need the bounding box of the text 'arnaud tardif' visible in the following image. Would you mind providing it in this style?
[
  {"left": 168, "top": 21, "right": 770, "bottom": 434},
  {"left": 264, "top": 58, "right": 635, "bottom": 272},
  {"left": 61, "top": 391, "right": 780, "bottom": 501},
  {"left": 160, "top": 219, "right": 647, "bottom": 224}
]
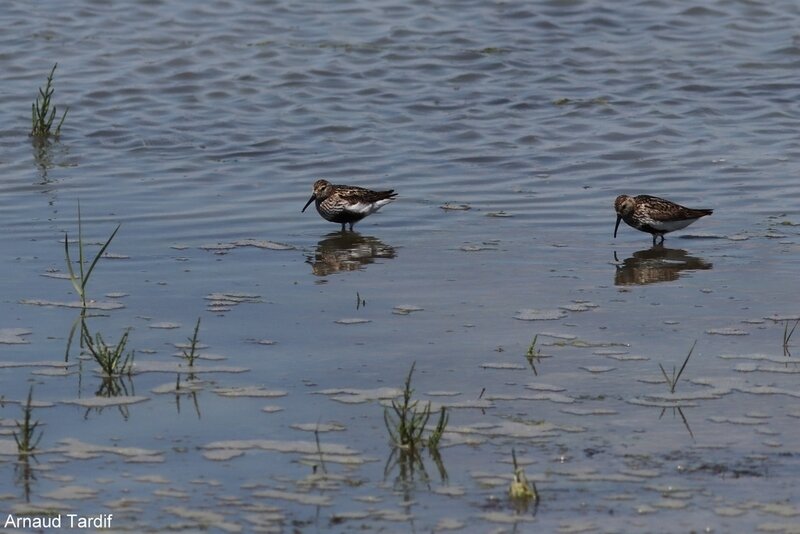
[{"left": 5, "top": 513, "right": 113, "bottom": 529}]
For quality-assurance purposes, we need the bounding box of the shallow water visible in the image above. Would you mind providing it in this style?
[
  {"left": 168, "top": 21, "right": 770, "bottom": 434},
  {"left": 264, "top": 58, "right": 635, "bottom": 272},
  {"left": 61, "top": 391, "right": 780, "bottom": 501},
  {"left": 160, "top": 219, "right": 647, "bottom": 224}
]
[{"left": 2, "top": 0, "right": 800, "bottom": 531}]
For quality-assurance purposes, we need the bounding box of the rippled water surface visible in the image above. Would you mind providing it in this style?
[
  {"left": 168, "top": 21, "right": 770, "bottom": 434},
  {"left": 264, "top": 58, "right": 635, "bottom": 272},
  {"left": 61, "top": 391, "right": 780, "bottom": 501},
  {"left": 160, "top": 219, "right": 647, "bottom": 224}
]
[{"left": 2, "top": 0, "right": 800, "bottom": 531}]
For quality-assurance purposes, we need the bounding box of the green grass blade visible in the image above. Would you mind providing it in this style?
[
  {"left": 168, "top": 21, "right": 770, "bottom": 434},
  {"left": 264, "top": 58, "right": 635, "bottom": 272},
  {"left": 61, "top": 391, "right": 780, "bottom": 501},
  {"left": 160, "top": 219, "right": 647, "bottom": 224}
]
[
  {"left": 673, "top": 340, "right": 697, "bottom": 386},
  {"left": 63, "top": 232, "right": 83, "bottom": 296},
  {"left": 77, "top": 203, "right": 85, "bottom": 282},
  {"left": 83, "top": 223, "right": 120, "bottom": 287},
  {"left": 55, "top": 107, "right": 68, "bottom": 135}
]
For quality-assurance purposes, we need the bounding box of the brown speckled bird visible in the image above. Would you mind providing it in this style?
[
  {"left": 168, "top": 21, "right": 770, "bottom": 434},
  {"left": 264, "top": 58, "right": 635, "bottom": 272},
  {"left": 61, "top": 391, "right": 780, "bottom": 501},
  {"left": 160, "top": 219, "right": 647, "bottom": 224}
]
[
  {"left": 614, "top": 195, "right": 713, "bottom": 245},
  {"left": 302, "top": 179, "right": 397, "bottom": 231}
]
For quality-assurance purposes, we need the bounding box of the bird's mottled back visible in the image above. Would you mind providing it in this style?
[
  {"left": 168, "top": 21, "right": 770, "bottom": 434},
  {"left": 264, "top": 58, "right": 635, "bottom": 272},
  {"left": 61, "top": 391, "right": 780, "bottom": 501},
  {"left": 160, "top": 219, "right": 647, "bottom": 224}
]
[{"left": 302, "top": 179, "right": 397, "bottom": 231}]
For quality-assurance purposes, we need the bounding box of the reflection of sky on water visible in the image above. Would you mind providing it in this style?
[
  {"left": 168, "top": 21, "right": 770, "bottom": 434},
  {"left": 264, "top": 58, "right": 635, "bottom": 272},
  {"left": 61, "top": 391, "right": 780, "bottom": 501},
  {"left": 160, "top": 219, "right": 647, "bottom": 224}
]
[{"left": 3, "top": 0, "right": 800, "bottom": 531}]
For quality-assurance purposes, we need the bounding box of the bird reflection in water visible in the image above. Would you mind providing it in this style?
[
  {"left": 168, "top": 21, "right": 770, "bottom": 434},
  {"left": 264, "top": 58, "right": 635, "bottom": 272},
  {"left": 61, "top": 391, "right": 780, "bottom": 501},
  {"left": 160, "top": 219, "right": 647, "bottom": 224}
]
[
  {"left": 307, "top": 232, "right": 396, "bottom": 276},
  {"left": 614, "top": 245, "right": 712, "bottom": 286}
]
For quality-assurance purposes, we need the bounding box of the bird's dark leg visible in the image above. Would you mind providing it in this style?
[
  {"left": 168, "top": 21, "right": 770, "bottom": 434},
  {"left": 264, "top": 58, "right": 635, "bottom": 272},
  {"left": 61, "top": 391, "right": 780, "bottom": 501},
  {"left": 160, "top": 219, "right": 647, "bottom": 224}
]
[
  {"left": 652, "top": 234, "right": 657, "bottom": 246},
  {"left": 348, "top": 222, "right": 354, "bottom": 231},
  {"left": 340, "top": 222, "right": 346, "bottom": 232}
]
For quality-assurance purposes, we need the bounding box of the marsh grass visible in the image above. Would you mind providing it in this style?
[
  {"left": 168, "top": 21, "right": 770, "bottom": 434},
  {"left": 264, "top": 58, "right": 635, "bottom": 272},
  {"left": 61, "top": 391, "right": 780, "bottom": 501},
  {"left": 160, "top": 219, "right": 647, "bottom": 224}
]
[
  {"left": 30, "top": 64, "right": 68, "bottom": 138},
  {"left": 426, "top": 407, "right": 448, "bottom": 449},
  {"left": 314, "top": 424, "right": 328, "bottom": 475},
  {"left": 13, "top": 387, "right": 43, "bottom": 455},
  {"left": 525, "top": 335, "right": 539, "bottom": 360},
  {"left": 525, "top": 334, "right": 541, "bottom": 375},
  {"left": 65, "top": 312, "right": 103, "bottom": 362},
  {"left": 508, "top": 448, "right": 538, "bottom": 504},
  {"left": 783, "top": 319, "right": 799, "bottom": 356},
  {"left": 659, "top": 340, "right": 697, "bottom": 393},
  {"left": 384, "top": 362, "right": 448, "bottom": 452},
  {"left": 356, "top": 291, "right": 366, "bottom": 310},
  {"left": 81, "top": 321, "right": 134, "bottom": 376},
  {"left": 63, "top": 205, "right": 119, "bottom": 360},
  {"left": 383, "top": 362, "right": 450, "bottom": 487},
  {"left": 181, "top": 317, "right": 202, "bottom": 367},
  {"left": 64, "top": 204, "right": 121, "bottom": 309}
]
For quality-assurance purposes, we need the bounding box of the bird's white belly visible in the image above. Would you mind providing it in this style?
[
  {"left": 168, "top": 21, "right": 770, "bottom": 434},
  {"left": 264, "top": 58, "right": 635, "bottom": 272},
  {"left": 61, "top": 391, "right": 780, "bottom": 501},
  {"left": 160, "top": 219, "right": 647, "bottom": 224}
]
[
  {"left": 645, "top": 217, "right": 698, "bottom": 232},
  {"left": 346, "top": 199, "right": 392, "bottom": 215}
]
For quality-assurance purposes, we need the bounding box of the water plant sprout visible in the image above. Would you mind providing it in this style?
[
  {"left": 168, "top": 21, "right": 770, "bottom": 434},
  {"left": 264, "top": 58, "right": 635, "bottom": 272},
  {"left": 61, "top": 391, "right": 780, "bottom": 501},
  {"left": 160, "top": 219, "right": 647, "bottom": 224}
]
[
  {"left": 30, "top": 63, "right": 68, "bottom": 138},
  {"left": 783, "top": 319, "right": 799, "bottom": 356},
  {"left": 62, "top": 206, "right": 120, "bottom": 362},
  {"left": 314, "top": 424, "right": 328, "bottom": 475},
  {"left": 13, "top": 387, "right": 43, "bottom": 455},
  {"left": 181, "top": 317, "right": 202, "bottom": 367},
  {"left": 64, "top": 204, "right": 120, "bottom": 309},
  {"left": 659, "top": 340, "right": 696, "bottom": 393},
  {"left": 525, "top": 334, "right": 541, "bottom": 374}
]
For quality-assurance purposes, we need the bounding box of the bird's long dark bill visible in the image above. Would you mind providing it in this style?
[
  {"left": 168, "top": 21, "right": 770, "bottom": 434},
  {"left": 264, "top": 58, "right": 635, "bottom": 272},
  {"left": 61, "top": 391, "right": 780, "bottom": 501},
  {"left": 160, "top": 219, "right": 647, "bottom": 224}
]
[
  {"left": 614, "top": 215, "right": 622, "bottom": 238},
  {"left": 302, "top": 195, "right": 316, "bottom": 212}
]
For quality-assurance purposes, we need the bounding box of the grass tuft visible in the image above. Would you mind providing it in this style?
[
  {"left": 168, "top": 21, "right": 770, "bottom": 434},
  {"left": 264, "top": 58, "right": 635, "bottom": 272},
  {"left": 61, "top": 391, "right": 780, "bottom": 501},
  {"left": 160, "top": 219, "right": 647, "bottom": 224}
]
[
  {"left": 525, "top": 334, "right": 541, "bottom": 374},
  {"left": 30, "top": 64, "right": 69, "bottom": 138},
  {"left": 13, "top": 387, "right": 43, "bottom": 455},
  {"left": 81, "top": 321, "right": 134, "bottom": 376},
  {"left": 659, "top": 340, "right": 697, "bottom": 393},
  {"left": 384, "top": 361, "right": 448, "bottom": 452}
]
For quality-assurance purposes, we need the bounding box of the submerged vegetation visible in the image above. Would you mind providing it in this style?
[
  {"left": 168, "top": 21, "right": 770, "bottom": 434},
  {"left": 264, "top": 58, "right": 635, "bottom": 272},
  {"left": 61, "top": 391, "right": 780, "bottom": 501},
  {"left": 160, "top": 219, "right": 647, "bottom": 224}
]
[{"left": 30, "top": 63, "right": 68, "bottom": 138}]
